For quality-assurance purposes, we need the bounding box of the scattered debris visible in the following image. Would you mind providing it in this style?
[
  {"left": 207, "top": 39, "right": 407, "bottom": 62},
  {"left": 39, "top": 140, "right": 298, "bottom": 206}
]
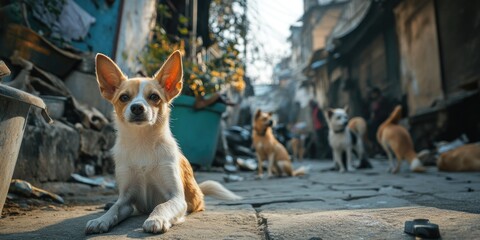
[
  {"left": 417, "top": 149, "right": 437, "bottom": 166},
  {"left": 236, "top": 158, "right": 258, "bottom": 171},
  {"left": 436, "top": 134, "right": 468, "bottom": 154},
  {"left": 0, "top": 60, "right": 11, "bottom": 78},
  {"left": 224, "top": 164, "right": 238, "bottom": 173},
  {"left": 223, "top": 174, "right": 244, "bottom": 183},
  {"left": 9, "top": 179, "right": 64, "bottom": 204},
  {"left": 31, "top": 0, "right": 96, "bottom": 42},
  {"left": 70, "top": 173, "right": 115, "bottom": 189},
  {"left": 2, "top": 51, "right": 113, "bottom": 182}
]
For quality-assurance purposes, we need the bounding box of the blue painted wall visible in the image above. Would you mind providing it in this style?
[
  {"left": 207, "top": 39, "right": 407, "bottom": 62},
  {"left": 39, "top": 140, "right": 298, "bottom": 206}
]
[{"left": 72, "top": 0, "right": 122, "bottom": 57}]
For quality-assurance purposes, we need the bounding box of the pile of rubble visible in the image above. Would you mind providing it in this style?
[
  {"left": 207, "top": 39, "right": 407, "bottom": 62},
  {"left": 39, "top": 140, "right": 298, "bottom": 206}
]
[{"left": 1, "top": 26, "right": 116, "bottom": 183}]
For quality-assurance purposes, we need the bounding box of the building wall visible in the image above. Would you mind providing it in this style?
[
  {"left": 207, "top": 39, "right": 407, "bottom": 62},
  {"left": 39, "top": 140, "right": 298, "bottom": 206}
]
[
  {"left": 435, "top": 0, "right": 480, "bottom": 94},
  {"left": 114, "top": 0, "right": 157, "bottom": 75},
  {"left": 351, "top": 34, "right": 387, "bottom": 100},
  {"left": 308, "top": 5, "right": 346, "bottom": 110},
  {"left": 394, "top": 0, "right": 444, "bottom": 115},
  {"left": 312, "top": 8, "right": 343, "bottom": 50},
  {"left": 72, "top": 0, "right": 122, "bottom": 56}
]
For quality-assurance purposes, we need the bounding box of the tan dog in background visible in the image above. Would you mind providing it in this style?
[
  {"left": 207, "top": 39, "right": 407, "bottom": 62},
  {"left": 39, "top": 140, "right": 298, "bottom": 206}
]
[
  {"left": 289, "top": 122, "right": 307, "bottom": 162},
  {"left": 377, "top": 105, "right": 425, "bottom": 173},
  {"left": 252, "top": 110, "right": 307, "bottom": 178},
  {"left": 85, "top": 51, "right": 241, "bottom": 235},
  {"left": 348, "top": 117, "right": 368, "bottom": 163},
  {"left": 437, "top": 143, "right": 480, "bottom": 171},
  {"left": 290, "top": 137, "right": 305, "bottom": 162},
  {"left": 347, "top": 116, "right": 372, "bottom": 169}
]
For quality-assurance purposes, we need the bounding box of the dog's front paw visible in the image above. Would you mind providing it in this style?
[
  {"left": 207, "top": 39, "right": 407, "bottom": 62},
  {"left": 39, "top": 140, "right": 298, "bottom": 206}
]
[
  {"left": 255, "top": 174, "right": 264, "bottom": 180},
  {"left": 347, "top": 166, "right": 356, "bottom": 172},
  {"left": 85, "top": 217, "right": 114, "bottom": 234},
  {"left": 339, "top": 168, "right": 346, "bottom": 173},
  {"left": 143, "top": 216, "right": 172, "bottom": 234}
]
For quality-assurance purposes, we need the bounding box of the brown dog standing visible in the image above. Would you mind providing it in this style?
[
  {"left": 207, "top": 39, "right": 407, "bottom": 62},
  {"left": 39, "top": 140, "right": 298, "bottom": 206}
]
[
  {"left": 377, "top": 105, "right": 425, "bottom": 173},
  {"left": 252, "top": 110, "right": 306, "bottom": 178}
]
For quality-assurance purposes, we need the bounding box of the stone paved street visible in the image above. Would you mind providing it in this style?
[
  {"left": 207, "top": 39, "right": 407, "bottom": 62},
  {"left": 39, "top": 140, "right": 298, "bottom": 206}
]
[{"left": 1, "top": 159, "right": 480, "bottom": 239}]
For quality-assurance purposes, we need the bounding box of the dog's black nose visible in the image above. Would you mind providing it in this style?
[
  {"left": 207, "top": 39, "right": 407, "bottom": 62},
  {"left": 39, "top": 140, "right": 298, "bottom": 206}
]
[{"left": 130, "top": 104, "right": 145, "bottom": 115}]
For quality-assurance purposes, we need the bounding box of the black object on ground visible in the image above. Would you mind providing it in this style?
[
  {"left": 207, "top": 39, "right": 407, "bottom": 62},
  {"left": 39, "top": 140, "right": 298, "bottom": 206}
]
[
  {"left": 404, "top": 219, "right": 441, "bottom": 239},
  {"left": 357, "top": 157, "right": 372, "bottom": 169}
]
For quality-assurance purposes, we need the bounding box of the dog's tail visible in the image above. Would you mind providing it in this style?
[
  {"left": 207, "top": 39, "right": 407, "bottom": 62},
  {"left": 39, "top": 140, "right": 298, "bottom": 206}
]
[
  {"left": 292, "top": 165, "right": 310, "bottom": 176},
  {"left": 385, "top": 105, "right": 403, "bottom": 125},
  {"left": 198, "top": 180, "right": 242, "bottom": 201}
]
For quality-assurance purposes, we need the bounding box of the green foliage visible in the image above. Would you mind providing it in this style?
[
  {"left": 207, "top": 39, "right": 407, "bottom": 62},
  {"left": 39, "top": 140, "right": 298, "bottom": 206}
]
[{"left": 141, "top": 1, "right": 247, "bottom": 96}]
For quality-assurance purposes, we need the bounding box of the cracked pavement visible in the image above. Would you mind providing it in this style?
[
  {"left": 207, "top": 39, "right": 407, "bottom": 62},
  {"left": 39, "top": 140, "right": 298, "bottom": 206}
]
[{"left": 1, "top": 159, "right": 480, "bottom": 239}]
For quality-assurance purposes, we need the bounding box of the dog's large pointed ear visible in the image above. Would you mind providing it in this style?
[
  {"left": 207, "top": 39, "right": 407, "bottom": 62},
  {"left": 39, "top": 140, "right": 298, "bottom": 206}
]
[
  {"left": 96, "top": 53, "right": 127, "bottom": 101},
  {"left": 344, "top": 105, "right": 349, "bottom": 113},
  {"left": 254, "top": 109, "right": 262, "bottom": 119},
  {"left": 327, "top": 108, "right": 334, "bottom": 119},
  {"left": 154, "top": 50, "right": 183, "bottom": 102}
]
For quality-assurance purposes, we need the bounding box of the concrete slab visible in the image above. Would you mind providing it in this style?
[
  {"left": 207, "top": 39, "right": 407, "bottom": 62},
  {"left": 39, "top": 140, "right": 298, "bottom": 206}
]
[
  {"left": 260, "top": 207, "right": 480, "bottom": 239},
  {"left": 1, "top": 159, "right": 480, "bottom": 239},
  {"left": 0, "top": 204, "right": 261, "bottom": 240}
]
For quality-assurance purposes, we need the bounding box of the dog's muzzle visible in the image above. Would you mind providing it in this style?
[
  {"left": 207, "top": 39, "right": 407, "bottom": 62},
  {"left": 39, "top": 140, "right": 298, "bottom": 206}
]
[{"left": 128, "top": 103, "right": 149, "bottom": 123}]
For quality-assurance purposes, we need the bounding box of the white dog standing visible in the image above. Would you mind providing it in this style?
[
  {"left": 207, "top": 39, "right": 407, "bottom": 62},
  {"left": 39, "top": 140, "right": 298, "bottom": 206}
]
[{"left": 326, "top": 107, "right": 356, "bottom": 173}]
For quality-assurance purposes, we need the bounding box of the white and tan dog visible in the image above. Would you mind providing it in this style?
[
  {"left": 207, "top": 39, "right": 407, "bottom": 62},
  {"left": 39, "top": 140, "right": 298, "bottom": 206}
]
[
  {"left": 326, "top": 107, "right": 356, "bottom": 173},
  {"left": 85, "top": 51, "right": 241, "bottom": 235}
]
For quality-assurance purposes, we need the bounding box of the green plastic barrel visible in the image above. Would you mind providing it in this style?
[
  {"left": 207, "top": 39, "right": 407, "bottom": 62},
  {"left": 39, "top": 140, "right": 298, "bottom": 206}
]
[{"left": 170, "top": 95, "right": 226, "bottom": 168}]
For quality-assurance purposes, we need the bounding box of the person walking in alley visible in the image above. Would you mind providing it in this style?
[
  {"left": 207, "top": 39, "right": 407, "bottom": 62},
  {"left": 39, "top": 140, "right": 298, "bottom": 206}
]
[{"left": 309, "top": 100, "right": 330, "bottom": 159}]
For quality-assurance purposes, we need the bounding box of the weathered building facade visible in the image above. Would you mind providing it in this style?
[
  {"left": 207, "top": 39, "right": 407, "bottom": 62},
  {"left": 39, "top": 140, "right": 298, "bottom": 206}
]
[{"left": 300, "top": 0, "right": 480, "bottom": 148}]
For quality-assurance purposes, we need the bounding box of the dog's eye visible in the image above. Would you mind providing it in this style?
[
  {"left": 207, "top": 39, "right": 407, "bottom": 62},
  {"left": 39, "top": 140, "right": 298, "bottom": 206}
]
[
  {"left": 119, "top": 94, "right": 130, "bottom": 102},
  {"left": 149, "top": 93, "right": 160, "bottom": 101}
]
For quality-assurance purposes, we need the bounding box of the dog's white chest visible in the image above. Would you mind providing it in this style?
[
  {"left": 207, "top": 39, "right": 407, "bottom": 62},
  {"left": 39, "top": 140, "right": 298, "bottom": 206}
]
[
  {"left": 329, "top": 131, "right": 351, "bottom": 150},
  {"left": 113, "top": 137, "right": 182, "bottom": 213},
  {"left": 256, "top": 142, "right": 263, "bottom": 150}
]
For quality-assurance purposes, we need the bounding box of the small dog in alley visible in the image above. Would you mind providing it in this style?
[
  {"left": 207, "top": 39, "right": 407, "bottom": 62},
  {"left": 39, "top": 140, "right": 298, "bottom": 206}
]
[
  {"left": 376, "top": 105, "right": 425, "bottom": 173},
  {"left": 289, "top": 122, "right": 308, "bottom": 162},
  {"left": 437, "top": 143, "right": 480, "bottom": 172},
  {"left": 252, "top": 110, "right": 307, "bottom": 178},
  {"left": 348, "top": 117, "right": 372, "bottom": 169},
  {"left": 326, "top": 107, "right": 366, "bottom": 172},
  {"left": 85, "top": 51, "right": 241, "bottom": 235}
]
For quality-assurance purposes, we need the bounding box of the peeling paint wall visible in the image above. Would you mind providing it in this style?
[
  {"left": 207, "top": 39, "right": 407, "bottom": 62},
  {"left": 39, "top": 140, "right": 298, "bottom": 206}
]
[
  {"left": 394, "top": 0, "right": 444, "bottom": 115},
  {"left": 435, "top": 0, "right": 480, "bottom": 94},
  {"left": 73, "top": 0, "right": 122, "bottom": 56},
  {"left": 351, "top": 34, "right": 387, "bottom": 100}
]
